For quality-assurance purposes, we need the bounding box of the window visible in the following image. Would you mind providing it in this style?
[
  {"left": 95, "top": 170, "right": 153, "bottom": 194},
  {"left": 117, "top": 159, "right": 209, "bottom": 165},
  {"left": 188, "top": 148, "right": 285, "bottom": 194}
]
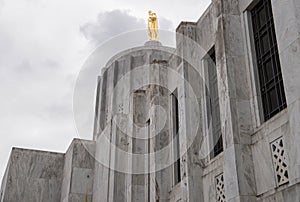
[
  {"left": 171, "top": 90, "right": 181, "bottom": 184},
  {"left": 206, "top": 47, "right": 223, "bottom": 158},
  {"left": 147, "top": 119, "right": 151, "bottom": 202},
  {"left": 251, "top": 0, "right": 287, "bottom": 121}
]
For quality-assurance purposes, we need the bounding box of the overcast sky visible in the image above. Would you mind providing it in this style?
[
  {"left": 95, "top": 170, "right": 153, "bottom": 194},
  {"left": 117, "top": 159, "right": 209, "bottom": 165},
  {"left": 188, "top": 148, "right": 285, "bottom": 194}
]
[{"left": 0, "top": 0, "right": 211, "bottom": 181}]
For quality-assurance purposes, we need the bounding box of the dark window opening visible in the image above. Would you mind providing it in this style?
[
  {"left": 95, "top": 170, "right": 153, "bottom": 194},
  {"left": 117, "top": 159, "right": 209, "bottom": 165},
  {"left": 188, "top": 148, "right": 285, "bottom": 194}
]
[
  {"left": 147, "top": 119, "right": 151, "bottom": 202},
  {"left": 172, "top": 90, "right": 181, "bottom": 185},
  {"left": 206, "top": 47, "right": 223, "bottom": 158},
  {"left": 251, "top": 0, "right": 287, "bottom": 121}
]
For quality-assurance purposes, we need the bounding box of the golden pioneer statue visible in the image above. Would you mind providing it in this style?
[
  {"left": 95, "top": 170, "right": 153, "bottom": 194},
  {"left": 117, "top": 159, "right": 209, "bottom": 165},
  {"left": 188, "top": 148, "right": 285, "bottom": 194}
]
[{"left": 148, "top": 10, "right": 159, "bottom": 41}]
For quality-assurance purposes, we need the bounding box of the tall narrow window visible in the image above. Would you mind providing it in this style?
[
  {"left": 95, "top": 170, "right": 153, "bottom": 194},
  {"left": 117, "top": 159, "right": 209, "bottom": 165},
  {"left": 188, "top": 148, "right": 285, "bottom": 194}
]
[
  {"left": 171, "top": 90, "right": 181, "bottom": 185},
  {"left": 147, "top": 119, "right": 151, "bottom": 202},
  {"left": 206, "top": 47, "right": 223, "bottom": 158},
  {"left": 251, "top": 0, "right": 287, "bottom": 121}
]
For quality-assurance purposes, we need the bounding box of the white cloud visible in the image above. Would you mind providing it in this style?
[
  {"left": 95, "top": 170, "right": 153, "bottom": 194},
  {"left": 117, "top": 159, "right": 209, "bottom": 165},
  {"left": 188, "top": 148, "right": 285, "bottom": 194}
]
[{"left": 80, "top": 10, "right": 146, "bottom": 44}]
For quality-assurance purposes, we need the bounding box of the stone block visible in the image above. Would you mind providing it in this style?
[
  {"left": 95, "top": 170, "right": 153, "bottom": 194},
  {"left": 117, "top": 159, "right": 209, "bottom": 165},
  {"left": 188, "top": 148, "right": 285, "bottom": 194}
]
[
  {"left": 280, "top": 37, "right": 300, "bottom": 105},
  {"left": 272, "top": 0, "right": 300, "bottom": 52}
]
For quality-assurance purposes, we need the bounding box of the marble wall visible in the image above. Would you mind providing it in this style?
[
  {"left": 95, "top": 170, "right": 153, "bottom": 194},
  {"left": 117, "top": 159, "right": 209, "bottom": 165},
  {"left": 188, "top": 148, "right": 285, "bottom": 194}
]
[
  {"left": 174, "top": 0, "right": 300, "bottom": 201},
  {"left": 1, "top": 0, "right": 300, "bottom": 201},
  {"left": 61, "top": 139, "right": 95, "bottom": 202},
  {"left": 1, "top": 148, "right": 64, "bottom": 202}
]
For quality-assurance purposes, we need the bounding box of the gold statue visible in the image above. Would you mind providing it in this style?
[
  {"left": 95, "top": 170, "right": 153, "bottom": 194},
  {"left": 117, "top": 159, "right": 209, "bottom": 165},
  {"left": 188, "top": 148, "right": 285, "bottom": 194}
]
[{"left": 148, "top": 10, "right": 159, "bottom": 41}]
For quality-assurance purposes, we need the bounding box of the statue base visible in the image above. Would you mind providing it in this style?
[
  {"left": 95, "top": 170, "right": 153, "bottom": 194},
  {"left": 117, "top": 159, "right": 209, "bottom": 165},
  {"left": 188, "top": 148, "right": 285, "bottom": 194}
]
[{"left": 144, "top": 40, "right": 162, "bottom": 47}]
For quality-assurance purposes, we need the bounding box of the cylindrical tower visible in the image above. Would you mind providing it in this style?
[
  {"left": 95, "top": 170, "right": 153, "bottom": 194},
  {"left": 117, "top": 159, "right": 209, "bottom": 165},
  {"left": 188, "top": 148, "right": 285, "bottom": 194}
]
[{"left": 92, "top": 41, "right": 180, "bottom": 202}]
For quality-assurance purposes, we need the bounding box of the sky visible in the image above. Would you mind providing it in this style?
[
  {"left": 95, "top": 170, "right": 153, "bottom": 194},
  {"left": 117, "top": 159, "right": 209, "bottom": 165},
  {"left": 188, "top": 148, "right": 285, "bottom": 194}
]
[{"left": 0, "top": 0, "right": 211, "bottom": 182}]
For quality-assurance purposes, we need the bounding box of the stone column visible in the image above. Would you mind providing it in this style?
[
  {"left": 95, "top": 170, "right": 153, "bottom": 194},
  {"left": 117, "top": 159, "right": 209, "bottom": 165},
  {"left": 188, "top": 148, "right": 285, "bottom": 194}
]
[
  {"left": 213, "top": 0, "right": 256, "bottom": 201},
  {"left": 149, "top": 57, "right": 172, "bottom": 202},
  {"left": 176, "top": 22, "right": 205, "bottom": 202}
]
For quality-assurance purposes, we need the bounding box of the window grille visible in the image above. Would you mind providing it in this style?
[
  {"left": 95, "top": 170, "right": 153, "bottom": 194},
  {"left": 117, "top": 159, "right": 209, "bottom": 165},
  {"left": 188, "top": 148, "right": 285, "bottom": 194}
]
[
  {"left": 270, "top": 137, "right": 289, "bottom": 186},
  {"left": 215, "top": 173, "right": 226, "bottom": 202},
  {"left": 251, "top": 0, "right": 287, "bottom": 121}
]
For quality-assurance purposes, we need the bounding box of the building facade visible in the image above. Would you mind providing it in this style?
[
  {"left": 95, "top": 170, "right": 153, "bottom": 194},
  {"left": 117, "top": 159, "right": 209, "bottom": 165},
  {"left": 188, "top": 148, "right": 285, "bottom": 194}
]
[{"left": 1, "top": 0, "right": 300, "bottom": 201}]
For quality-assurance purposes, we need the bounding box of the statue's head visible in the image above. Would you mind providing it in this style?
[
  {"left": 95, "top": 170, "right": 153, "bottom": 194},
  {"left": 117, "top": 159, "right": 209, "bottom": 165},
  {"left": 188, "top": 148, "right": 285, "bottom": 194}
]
[{"left": 148, "top": 10, "right": 152, "bottom": 15}]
